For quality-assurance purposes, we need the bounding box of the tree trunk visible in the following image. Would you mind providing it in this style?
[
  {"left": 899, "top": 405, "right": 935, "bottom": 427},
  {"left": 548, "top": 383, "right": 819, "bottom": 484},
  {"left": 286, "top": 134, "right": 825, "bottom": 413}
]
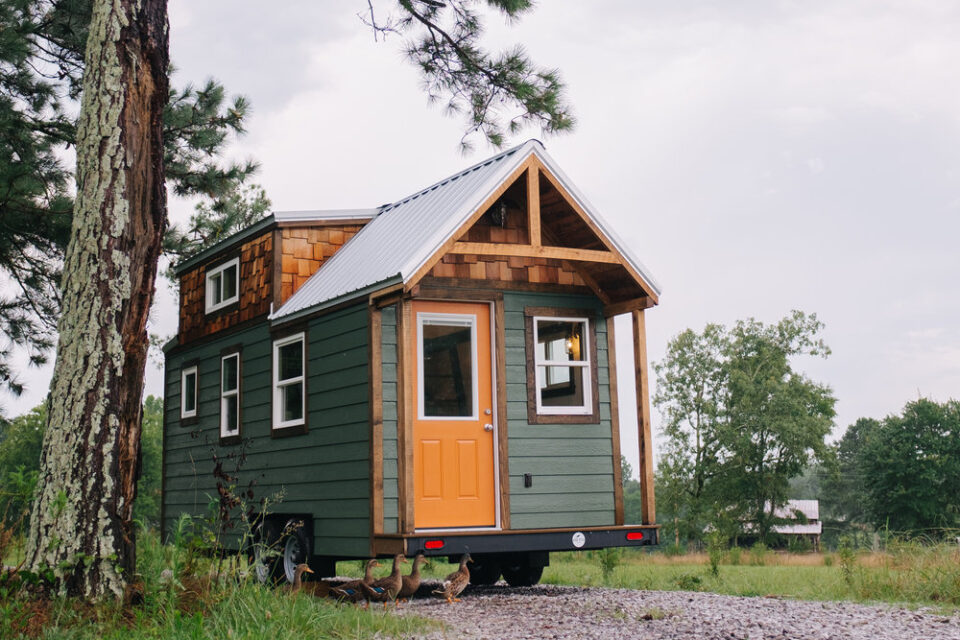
[{"left": 25, "top": 0, "right": 168, "bottom": 600}]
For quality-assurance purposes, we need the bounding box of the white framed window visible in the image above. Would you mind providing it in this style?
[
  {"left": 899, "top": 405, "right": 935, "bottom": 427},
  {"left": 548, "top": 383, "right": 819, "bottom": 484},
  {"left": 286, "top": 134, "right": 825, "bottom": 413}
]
[
  {"left": 180, "top": 365, "right": 198, "bottom": 419},
  {"left": 532, "top": 316, "right": 592, "bottom": 415},
  {"left": 272, "top": 332, "right": 305, "bottom": 430},
  {"left": 416, "top": 312, "right": 479, "bottom": 421},
  {"left": 205, "top": 257, "right": 239, "bottom": 313},
  {"left": 220, "top": 352, "right": 240, "bottom": 438}
]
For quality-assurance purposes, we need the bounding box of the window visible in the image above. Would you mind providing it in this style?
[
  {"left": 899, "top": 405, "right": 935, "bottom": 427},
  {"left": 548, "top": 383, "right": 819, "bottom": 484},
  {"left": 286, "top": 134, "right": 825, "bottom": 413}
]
[
  {"left": 205, "top": 257, "right": 239, "bottom": 313},
  {"left": 524, "top": 307, "right": 600, "bottom": 423},
  {"left": 418, "top": 314, "right": 478, "bottom": 419},
  {"left": 180, "top": 365, "right": 198, "bottom": 419},
  {"left": 220, "top": 352, "right": 240, "bottom": 439},
  {"left": 272, "top": 333, "right": 305, "bottom": 430}
]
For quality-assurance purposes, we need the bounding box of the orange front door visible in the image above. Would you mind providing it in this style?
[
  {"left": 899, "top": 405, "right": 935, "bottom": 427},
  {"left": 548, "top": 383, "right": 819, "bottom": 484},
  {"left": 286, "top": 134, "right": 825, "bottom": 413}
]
[{"left": 412, "top": 300, "right": 496, "bottom": 529}]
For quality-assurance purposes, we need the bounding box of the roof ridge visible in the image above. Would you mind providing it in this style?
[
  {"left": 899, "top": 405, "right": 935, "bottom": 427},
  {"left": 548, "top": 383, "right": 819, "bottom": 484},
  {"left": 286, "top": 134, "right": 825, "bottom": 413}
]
[{"left": 379, "top": 139, "right": 541, "bottom": 214}]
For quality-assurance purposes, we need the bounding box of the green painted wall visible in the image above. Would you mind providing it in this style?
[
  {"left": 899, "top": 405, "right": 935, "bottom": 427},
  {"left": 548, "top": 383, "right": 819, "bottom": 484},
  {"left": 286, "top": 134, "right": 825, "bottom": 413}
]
[
  {"left": 163, "top": 303, "right": 371, "bottom": 558},
  {"left": 502, "top": 291, "right": 616, "bottom": 529},
  {"left": 380, "top": 304, "right": 399, "bottom": 534}
]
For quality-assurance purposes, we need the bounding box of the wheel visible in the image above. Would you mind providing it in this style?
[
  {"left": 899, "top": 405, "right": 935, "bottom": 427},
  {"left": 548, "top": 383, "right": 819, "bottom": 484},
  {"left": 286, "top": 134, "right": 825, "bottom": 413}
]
[
  {"left": 251, "top": 520, "right": 281, "bottom": 585},
  {"left": 281, "top": 519, "right": 311, "bottom": 584},
  {"left": 502, "top": 563, "right": 543, "bottom": 587},
  {"left": 468, "top": 558, "right": 502, "bottom": 586}
]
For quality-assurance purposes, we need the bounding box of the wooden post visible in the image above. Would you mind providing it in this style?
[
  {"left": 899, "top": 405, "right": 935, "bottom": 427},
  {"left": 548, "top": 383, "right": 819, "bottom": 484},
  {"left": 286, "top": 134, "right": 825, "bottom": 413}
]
[
  {"left": 397, "top": 299, "right": 416, "bottom": 533},
  {"left": 607, "top": 316, "right": 624, "bottom": 526},
  {"left": 632, "top": 309, "right": 656, "bottom": 525},
  {"left": 527, "top": 167, "right": 541, "bottom": 247}
]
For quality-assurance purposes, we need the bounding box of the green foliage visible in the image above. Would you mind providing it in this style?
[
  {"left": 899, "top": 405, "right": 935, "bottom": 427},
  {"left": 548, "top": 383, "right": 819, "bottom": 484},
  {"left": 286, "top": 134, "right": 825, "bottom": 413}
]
[
  {"left": 653, "top": 311, "right": 835, "bottom": 546},
  {"left": 373, "top": 1, "right": 574, "bottom": 150},
  {"left": 858, "top": 399, "right": 960, "bottom": 536},
  {"left": 133, "top": 396, "right": 164, "bottom": 528},
  {"left": 0, "top": 404, "right": 44, "bottom": 532},
  {"left": 748, "top": 541, "right": 768, "bottom": 567},
  {"left": 706, "top": 530, "right": 725, "bottom": 577}
]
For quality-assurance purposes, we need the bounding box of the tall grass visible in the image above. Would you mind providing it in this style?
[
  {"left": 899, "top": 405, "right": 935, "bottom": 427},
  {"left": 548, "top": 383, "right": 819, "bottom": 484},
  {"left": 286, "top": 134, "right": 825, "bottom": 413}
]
[{"left": 1, "top": 529, "right": 436, "bottom": 640}]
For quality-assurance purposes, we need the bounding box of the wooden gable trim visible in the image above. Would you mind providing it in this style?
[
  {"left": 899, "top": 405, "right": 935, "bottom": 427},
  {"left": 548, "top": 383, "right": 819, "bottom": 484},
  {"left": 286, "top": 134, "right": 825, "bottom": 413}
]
[
  {"left": 404, "top": 151, "right": 658, "bottom": 305},
  {"left": 603, "top": 296, "right": 656, "bottom": 318},
  {"left": 405, "top": 156, "right": 538, "bottom": 291},
  {"left": 532, "top": 156, "right": 660, "bottom": 304}
]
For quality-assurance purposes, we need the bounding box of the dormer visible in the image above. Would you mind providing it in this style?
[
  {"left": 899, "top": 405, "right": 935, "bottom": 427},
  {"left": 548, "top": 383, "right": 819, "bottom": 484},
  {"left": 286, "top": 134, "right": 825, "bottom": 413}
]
[{"left": 173, "top": 209, "right": 375, "bottom": 345}]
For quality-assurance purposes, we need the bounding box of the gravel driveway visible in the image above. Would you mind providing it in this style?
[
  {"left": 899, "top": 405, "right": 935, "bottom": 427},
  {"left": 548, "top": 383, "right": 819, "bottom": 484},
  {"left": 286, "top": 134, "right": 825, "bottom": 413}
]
[{"left": 396, "top": 583, "right": 960, "bottom": 640}]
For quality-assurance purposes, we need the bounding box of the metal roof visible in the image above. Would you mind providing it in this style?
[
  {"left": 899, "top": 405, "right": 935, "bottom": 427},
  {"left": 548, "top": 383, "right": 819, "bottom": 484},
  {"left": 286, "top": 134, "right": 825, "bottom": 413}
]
[
  {"left": 274, "top": 208, "right": 378, "bottom": 223},
  {"left": 270, "top": 139, "right": 662, "bottom": 323}
]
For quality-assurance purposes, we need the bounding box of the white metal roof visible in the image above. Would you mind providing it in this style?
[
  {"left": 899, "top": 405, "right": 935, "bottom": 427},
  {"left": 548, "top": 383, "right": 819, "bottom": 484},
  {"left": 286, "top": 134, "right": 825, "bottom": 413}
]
[
  {"left": 270, "top": 139, "right": 662, "bottom": 323},
  {"left": 274, "top": 208, "right": 378, "bottom": 223},
  {"left": 776, "top": 500, "right": 820, "bottom": 521}
]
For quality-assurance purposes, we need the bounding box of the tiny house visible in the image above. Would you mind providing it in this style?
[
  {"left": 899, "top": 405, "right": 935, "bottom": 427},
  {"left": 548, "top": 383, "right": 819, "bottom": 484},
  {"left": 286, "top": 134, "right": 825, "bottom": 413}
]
[{"left": 162, "top": 140, "right": 661, "bottom": 585}]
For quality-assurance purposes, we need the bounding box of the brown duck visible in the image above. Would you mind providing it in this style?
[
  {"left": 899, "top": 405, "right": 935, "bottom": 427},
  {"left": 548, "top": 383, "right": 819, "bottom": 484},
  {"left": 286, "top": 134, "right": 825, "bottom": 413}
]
[
  {"left": 283, "top": 563, "right": 314, "bottom": 594},
  {"left": 397, "top": 552, "right": 427, "bottom": 603},
  {"left": 360, "top": 553, "right": 406, "bottom": 609},
  {"left": 432, "top": 553, "right": 472, "bottom": 603},
  {"left": 331, "top": 559, "right": 379, "bottom": 603}
]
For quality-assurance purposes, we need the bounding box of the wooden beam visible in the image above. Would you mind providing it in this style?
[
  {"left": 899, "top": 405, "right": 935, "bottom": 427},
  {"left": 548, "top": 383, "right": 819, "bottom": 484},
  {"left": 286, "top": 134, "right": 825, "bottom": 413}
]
[
  {"left": 397, "top": 299, "right": 416, "bottom": 533},
  {"left": 632, "top": 309, "right": 656, "bottom": 525},
  {"left": 449, "top": 242, "right": 619, "bottom": 264},
  {"left": 603, "top": 296, "right": 656, "bottom": 317},
  {"left": 608, "top": 316, "right": 624, "bottom": 526},
  {"left": 368, "top": 306, "right": 384, "bottom": 544},
  {"left": 406, "top": 156, "right": 537, "bottom": 290},
  {"left": 527, "top": 167, "right": 541, "bottom": 247}
]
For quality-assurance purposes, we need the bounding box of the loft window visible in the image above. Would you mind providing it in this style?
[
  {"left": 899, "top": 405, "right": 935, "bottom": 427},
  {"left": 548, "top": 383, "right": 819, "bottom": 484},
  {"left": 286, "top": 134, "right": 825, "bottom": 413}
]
[
  {"left": 220, "top": 352, "right": 240, "bottom": 439},
  {"left": 272, "top": 332, "right": 305, "bottom": 430},
  {"left": 180, "top": 365, "right": 198, "bottom": 419},
  {"left": 532, "top": 316, "right": 592, "bottom": 415},
  {"left": 205, "top": 257, "right": 239, "bottom": 313}
]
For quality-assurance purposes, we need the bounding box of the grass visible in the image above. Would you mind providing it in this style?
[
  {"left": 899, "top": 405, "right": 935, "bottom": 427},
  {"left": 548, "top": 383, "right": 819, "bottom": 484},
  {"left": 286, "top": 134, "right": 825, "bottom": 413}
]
[
  {"left": 1, "top": 532, "right": 437, "bottom": 640},
  {"left": 543, "top": 545, "right": 960, "bottom": 612}
]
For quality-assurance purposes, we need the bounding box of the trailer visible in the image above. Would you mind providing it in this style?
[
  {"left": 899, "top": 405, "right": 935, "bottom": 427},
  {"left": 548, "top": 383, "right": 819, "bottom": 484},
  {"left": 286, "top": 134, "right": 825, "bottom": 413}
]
[{"left": 161, "top": 140, "right": 660, "bottom": 585}]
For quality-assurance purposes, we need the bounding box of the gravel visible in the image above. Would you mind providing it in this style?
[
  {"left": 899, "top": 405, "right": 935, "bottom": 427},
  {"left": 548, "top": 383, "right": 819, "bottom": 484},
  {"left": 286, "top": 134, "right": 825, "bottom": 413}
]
[{"left": 394, "top": 582, "right": 960, "bottom": 640}]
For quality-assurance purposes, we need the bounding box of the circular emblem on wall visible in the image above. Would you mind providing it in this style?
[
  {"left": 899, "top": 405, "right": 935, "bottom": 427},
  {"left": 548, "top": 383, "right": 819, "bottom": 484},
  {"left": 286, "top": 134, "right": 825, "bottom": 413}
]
[{"left": 571, "top": 531, "right": 586, "bottom": 548}]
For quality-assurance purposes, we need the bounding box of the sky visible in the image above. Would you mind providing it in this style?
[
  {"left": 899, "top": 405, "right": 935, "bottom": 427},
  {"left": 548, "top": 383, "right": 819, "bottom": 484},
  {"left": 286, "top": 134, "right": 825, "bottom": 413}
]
[{"left": 6, "top": 1, "right": 960, "bottom": 476}]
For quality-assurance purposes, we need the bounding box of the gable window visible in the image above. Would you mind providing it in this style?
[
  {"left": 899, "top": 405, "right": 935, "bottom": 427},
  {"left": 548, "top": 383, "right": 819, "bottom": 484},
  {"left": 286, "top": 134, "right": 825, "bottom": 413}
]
[
  {"left": 272, "top": 332, "right": 305, "bottom": 431},
  {"left": 220, "top": 352, "right": 241, "bottom": 440},
  {"left": 524, "top": 308, "right": 600, "bottom": 424},
  {"left": 205, "top": 257, "right": 239, "bottom": 313},
  {"left": 180, "top": 365, "right": 198, "bottom": 420}
]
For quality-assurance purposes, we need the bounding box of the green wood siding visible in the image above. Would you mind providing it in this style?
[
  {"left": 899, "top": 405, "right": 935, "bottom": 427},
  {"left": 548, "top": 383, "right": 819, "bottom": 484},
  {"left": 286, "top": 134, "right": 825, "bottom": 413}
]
[
  {"left": 502, "top": 291, "right": 616, "bottom": 529},
  {"left": 163, "top": 303, "right": 371, "bottom": 558},
  {"left": 380, "top": 304, "right": 399, "bottom": 534}
]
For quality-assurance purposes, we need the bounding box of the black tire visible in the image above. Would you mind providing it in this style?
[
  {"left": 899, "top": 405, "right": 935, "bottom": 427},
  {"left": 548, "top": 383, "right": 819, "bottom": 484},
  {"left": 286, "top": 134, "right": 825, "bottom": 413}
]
[
  {"left": 468, "top": 559, "right": 502, "bottom": 586},
  {"left": 281, "top": 519, "right": 312, "bottom": 584},
  {"left": 502, "top": 563, "right": 543, "bottom": 587}
]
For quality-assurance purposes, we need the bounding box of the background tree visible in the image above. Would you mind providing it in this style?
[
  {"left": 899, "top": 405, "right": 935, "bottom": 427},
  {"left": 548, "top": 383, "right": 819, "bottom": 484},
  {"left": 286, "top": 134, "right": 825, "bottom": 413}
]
[
  {"left": 654, "top": 311, "right": 835, "bottom": 545},
  {"left": 24, "top": 0, "right": 571, "bottom": 599},
  {"left": 819, "top": 417, "right": 880, "bottom": 530},
  {"left": 858, "top": 398, "right": 960, "bottom": 536}
]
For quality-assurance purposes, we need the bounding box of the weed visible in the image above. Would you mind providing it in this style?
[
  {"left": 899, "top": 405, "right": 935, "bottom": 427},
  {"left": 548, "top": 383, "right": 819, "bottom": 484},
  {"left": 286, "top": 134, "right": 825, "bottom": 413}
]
[
  {"left": 597, "top": 547, "right": 621, "bottom": 582},
  {"left": 727, "top": 546, "right": 742, "bottom": 566},
  {"left": 823, "top": 553, "right": 834, "bottom": 567},
  {"left": 638, "top": 606, "right": 674, "bottom": 620},
  {"left": 675, "top": 572, "right": 703, "bottom": 591}
]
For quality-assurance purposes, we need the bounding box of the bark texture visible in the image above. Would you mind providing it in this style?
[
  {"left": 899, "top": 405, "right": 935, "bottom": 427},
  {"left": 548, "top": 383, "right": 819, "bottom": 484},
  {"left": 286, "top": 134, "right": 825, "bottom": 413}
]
[{"left": 26, "top": 0, "right": 168, "bottom": 599}]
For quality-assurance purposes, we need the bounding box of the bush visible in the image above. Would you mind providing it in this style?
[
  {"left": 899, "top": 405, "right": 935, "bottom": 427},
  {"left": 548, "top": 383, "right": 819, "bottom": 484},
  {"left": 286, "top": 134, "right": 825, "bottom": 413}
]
[
  {"left": 749, "top": 542, "right": 768, "bottom": 566},
  {"left": 727, "top": 546, "right": 742, "bottom": 566}
]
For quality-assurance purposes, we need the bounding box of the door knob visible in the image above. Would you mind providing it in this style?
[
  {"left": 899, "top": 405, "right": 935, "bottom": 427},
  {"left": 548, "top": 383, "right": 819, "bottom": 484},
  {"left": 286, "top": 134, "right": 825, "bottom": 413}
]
[{"left": 483, "top": 423, "right": 494, "bottom": 432}]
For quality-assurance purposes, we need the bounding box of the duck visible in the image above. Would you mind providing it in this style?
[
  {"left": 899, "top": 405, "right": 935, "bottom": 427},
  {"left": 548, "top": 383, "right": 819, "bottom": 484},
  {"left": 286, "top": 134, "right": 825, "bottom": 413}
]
[
  {"left": 397, "top": 552, "right": 427, "bottom": 603},
  {"left": 432, "top": 553, "right": 472, "bottom": 603},
  {"left": 283, "top": 563, "right": 314, "bottom": 594},
  {"left": 330, "top": 559, "right": 379, "bottom": 603},
  {"left": 360, "top": 553, "right": 406, "bottom": 609}
]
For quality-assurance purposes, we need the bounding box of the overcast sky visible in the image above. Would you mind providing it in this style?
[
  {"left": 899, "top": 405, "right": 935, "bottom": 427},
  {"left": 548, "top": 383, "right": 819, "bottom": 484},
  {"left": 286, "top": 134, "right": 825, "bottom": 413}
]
[{"left": 6, "top": 1, "right": 960, "bottom": 475}]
